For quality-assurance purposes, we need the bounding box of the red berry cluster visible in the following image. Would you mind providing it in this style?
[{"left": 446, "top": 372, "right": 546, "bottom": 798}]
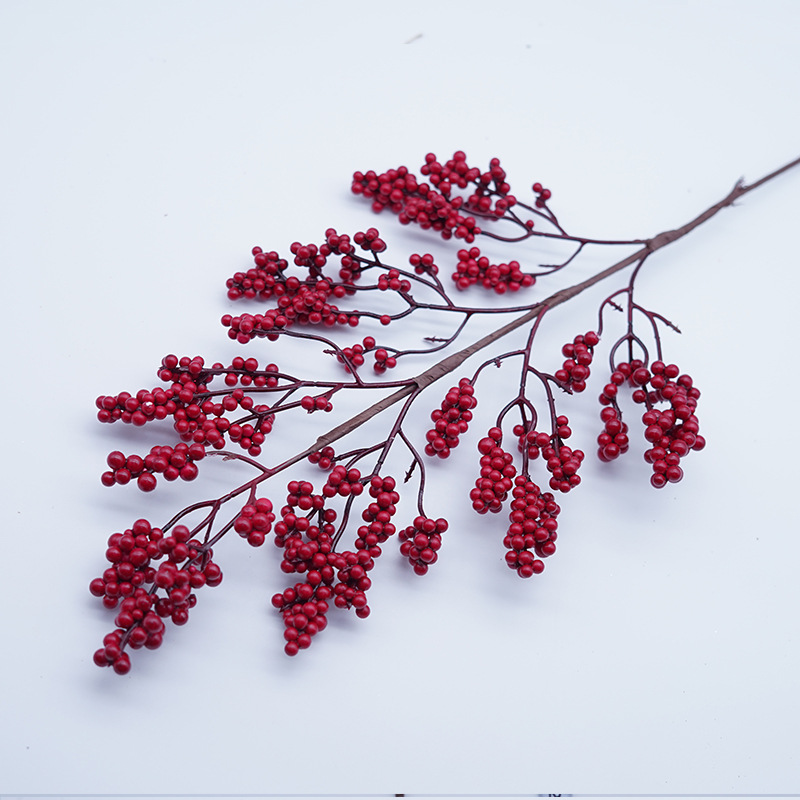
[
  {"left": 269, "top": 475, "right": 399, "bottom": 655},
  {"left": 372, "top": 347, "right": 397, "bottom": 373},
  {"left": 377, "top": 267, "right": 412, "bottom": 293},
  {"left": 409, "top": 252, "right": 439, "bottom": 276},
  {"left": 353, "top": 152, "right": 552, "bottom": 247},
  {"left": 598, "top": 360, "right": 704, "bottom": 487},
  {"left": 101, "top": 443, "right": 204, "bottom": 492},
  {"left": 470, "top": 428, "right": 517, "bottom": 513},
  {"left": 554, "top": 331, "right": 599, "bottom": 392},
  {"left": 308, "top": 445, "right": 335, "bottom": 470},
  {"left": 334, "top": 335, "right": 379, "bottom": 372},
  {"left": 531, "top": 182, "right": 553, "bottom": 208},
  {"left": 222, "top": 356, "right": 281, "bottom": 388},
  {"left": 353, "top": 227, "right": 387, "bottom": 253},
  {"left": 221, "top": 227, "right": 393, "bottom": 343},
  {"left": 398, "top": 516, "right": 448, "bottom": 575},
  {"left": 332, "top": 550, "right": 377, "bottom": 618},
  {"left": 354, "top": 475, "right": 399, "bottom": 558},
  {"left": 171, "top": 375, "right": 260, "bottom": 445},
  {"left": 292, "top": 228, "right": 363, "bottom": 282},
  {"left": 91, "top": 519, "right": 164, "bottom": 609},
  {"left": 453, "top": 154, "right": 515, "bottom": 217},
  {"left": 423, "top": 151, "right": 504, "bottom": 192},
  {"left": 233, "top": 498, "right": 275, "bottom": 547},
  {"left": 97, "top": 356, "right": 282, "bottom": 489},
  {"left": 421, "top": 151, "right": 538, "bottom": 224},
  {"left": 274, "top": 485, "right": 336, "bottom": 575},
  {"left": 98, "top": 355, "right": 270, "bottom": 451},
  {"left": 597, "top": 401, "right": 631, "bottom": 462},
  {"left": 452, "top": 246, "right": 534, "bottom": 293},
  {"left": 352, "top": 158, "right": 481, "bottom": 243},
  {"left": 322, "top": 465, "right": 364, "bottom": 498},
  {"left": 222, "top": 280, "right": 357, "bottom": 343},
  {"left": 640, "top": 362, "right": 704, "bottom": 487},
  {"left": 93, "top": 606, "right": 159, "bottom": 675},
  {"left": 226, "top": 249, "right": 289, "bottom": 300},
  {"left": 270, "top": 482, "right": 345, "bottom": 653},
  {"left": 226, "top": 230, "right": 361, "bottom": 301},
  {"left": 95, "top": 386, "right": 173, "bottom": 426},
  {"left": 336, "top": 342, "right": 366, "bottom": 371},
  {"left": 424, "top": 378, "right": 477, "bottom": 458},
  {"left": 503, "top": 476, "right": 561, "bottom": 577},
  {"left": 290, "top": 239, "right": 339, "bottom": 270},
  {"left": 514, "top": 416, "right": 583, "bottom": 493},
  {"left": 90, "top": 520, "right": 222, "bottom": 673},
  {"left": 300, "top": 393, "right": 334, "bottom": 413},
  {"left": 272, "top": 581, "right": 332, "bottom": 656}
]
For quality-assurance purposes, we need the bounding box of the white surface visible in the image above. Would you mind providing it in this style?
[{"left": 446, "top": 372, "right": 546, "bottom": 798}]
[{"left": 1, "top": 0, "right": 799, "bottom": 795}]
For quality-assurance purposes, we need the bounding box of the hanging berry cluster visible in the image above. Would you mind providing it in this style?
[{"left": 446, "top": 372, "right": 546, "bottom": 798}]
[
  {"left": 424, "top": 378, "right": 477, "bottom": 458},
  {"left": 88, "top": 147, "right": 800, "bottom": 675},
  {"left": 503, "top": 476, "right": 561, "bottom": 578},
  {"left": 597, "top": 359, "right": 704, "bottom": 486},
  {"left": 90, "top": 520, "right": 223, "bottom": 674}
]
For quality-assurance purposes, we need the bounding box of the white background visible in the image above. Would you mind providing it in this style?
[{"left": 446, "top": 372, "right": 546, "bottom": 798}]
[{"left": 1, "top": 0, "right": 799, "bottom": 796}]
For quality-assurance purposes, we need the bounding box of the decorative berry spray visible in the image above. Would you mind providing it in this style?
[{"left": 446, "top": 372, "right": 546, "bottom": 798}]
[{"left": 90, "top": 150, "right": 800, "bottom": 674}]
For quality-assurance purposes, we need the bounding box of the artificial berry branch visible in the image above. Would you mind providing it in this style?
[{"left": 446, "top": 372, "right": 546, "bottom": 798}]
[{"left": 90, "top": 150, "right": 800, "bottom": 674}]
